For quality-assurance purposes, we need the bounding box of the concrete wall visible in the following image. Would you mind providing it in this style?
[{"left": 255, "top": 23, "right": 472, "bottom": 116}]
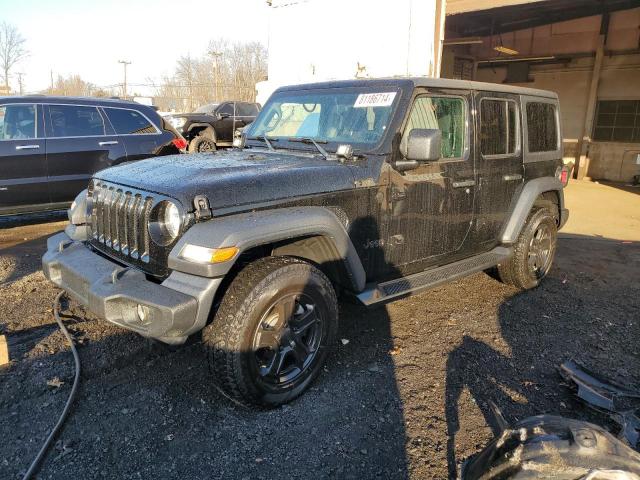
[
  {"left": 444, "top": 7, "right": 640, "bottom": 182},
  {"left": 588, "top": 143, "right": 640, "bottom": 182}
]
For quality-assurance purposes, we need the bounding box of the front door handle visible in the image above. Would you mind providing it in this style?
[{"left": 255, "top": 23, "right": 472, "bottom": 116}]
[
  {"left": 452, "top": 179, "right": 476, "bottom": 188},
  {"left": 99, "top": 141, "right": 119, "bottom": 146},
  {"left": 503, "top": 173, "right": 523, "bottom": 181},
  {"left": 15, "top": 144, "right": 40, "bottom": 150}
]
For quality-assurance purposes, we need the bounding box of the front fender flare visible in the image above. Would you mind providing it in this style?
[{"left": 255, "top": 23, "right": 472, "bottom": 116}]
[
  {"left": 500, "top": 177, "right": 566, "bottom": 244},
  {"left": 168, "top": 207, "right": 367, "bottom": 291},
  {"left": 186, "top": 123, "right": 216, "bottom": 140}
]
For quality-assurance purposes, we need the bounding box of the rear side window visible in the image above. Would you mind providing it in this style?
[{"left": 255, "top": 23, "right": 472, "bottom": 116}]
[
  {"left": 526, "top": 102, "right": 558, "bottom": 152},
  {"left": 480, "top": 99, "right": 518, "bottom": 156},
  {"left": 402, "top": 96, "right": 466, "bottom": 159},
  {"left": 49, "top": 105, "right": 104, "bottom": 137},
  {"left": 0, "top": 104, "right": 37, "bottom": 140},
  {"left": 104, "top": 108, "right": 157, "bottom": 135}
]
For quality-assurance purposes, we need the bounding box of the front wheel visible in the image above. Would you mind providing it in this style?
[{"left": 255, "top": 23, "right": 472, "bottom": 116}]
[
  {"left": 188, "top": 135, "right": 217, "bottom": 153},
  {"left": 203, "top": 257, "right": 338, "bottom": 407},
  {"left": 496, "top": 207, "right": 558, "bottom": 290}
]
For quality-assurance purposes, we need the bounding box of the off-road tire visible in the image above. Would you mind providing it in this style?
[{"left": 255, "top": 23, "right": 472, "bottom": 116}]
[
  {"left": 495, "top": 207, "right": 558, "bottom": 290},
  {"left": 203, "top": 256, "right": 338, "bottom": 407},
  {"left": 188, "top": 134, "right": 217, "bottom": 153}
]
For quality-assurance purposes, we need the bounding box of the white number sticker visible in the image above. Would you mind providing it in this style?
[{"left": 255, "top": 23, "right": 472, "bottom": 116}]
[{"left": 354, "top": 92, "right": 396, "bottom": 108}]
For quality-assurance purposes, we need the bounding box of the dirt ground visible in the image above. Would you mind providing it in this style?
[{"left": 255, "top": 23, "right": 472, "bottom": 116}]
[{"left": 1, "top": 180, "right": 639, "bottom": 479}]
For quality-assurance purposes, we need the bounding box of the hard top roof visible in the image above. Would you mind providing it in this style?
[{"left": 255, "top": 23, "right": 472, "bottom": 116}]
[{"left": 275, "top": 76, "right": 558, "bottom": 100}]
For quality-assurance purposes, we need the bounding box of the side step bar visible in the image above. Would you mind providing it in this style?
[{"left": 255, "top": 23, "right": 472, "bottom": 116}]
[{"left": 356, "top": 246, "right": 512, "bottom": 307}]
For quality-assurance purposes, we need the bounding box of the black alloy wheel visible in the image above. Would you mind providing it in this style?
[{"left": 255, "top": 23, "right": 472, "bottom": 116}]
[{"left": 251, "top": 293, "right": 323, "bottom": 389}]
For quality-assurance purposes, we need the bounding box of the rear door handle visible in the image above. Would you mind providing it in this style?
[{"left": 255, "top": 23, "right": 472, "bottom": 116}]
[
  {"left": 503, "top": 173, "right": 523, "bottom": 181},
  {"left": 98, "top": 141, "right": 118, "bottom": 146},
  {"left": 15, "top": 144, "right": 40, "bottom": 150},
  {"left": 452, "top": 180, "right": 476, "bottom": 188}
]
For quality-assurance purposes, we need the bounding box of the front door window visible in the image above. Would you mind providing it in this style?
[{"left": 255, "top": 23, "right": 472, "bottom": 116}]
[{"left": 0, "top": 104, "right": 37, "bottom": 140}]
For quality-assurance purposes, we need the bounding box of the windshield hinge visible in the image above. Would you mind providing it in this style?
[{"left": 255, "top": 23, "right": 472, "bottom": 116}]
[{"left": 193, "top": 195, "right": 212, "bottom": 220}]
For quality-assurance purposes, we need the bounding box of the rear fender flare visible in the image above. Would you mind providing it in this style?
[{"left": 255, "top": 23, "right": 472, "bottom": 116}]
[
  {"left": 500, "top": 177, "right": 565, "bottom": 244},
  {"left": 168, "top": 207, "right": 367, "bottom": 292}
]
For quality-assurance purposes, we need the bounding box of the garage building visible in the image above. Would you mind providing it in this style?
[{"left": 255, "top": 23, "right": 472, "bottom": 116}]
[{"left": 442, "top": 0, "right": 640, "bottom": 182}]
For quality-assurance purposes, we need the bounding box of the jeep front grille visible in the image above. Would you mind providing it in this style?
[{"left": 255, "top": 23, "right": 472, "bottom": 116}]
[{"left": 90, "top": 181, "right": 153, "bottom": 263}]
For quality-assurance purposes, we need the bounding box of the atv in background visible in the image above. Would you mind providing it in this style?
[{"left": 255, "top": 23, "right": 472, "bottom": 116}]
[{"left": 166, "top": 101, "right": 260, "bottom": 153}]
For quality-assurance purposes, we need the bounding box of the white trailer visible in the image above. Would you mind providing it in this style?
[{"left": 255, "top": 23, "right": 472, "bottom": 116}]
[{"left": 257, "top": 0, "right": 446, "bottom": 105}]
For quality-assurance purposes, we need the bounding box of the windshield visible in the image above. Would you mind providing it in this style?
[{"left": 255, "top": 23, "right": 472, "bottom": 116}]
[
  {"left": 195, "top": 103, "right": 219, "bottom": 114},
  {"left": 247, "top": 88, "right": 399, "bottom": 150}
]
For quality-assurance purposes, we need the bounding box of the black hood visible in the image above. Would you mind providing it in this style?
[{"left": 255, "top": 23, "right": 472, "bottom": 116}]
[{"left": 94, "top": 150, "right": 358, "bottom": 213}]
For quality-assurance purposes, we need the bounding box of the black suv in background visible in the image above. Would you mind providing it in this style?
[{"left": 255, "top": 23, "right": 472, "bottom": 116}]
[
  {"left": 166, "top": 101, "right": 260, "bottom": 153},
  {"left": 0, "top": 96, "right": 186, "bottom": 216}
]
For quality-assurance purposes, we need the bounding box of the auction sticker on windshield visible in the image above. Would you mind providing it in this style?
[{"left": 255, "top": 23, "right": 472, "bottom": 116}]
[{"left": 354, "top": 92, "right": 396, "bottom": 108}]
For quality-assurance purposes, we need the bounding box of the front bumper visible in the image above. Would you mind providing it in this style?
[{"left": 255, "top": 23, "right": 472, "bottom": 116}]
[{"left": 42, "top": 232, "right": 221, "bottom": 344}]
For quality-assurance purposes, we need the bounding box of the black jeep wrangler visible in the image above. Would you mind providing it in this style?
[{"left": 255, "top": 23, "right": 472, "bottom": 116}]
[
  {"left": 166, "top": 101, "right": 260, "bottom": 153},
  {"left": 43, "top": 78, "right": 569, "bottom": 406}
]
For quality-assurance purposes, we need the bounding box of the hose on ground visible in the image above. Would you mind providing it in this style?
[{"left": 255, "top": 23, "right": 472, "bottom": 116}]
[{"left": 22, "top": 291, "right": 81, "bottom": 480}]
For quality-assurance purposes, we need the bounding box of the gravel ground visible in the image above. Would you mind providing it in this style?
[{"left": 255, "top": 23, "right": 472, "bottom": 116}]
[{"left": 1, "top": 184, "right": 639, "bottom": 479}]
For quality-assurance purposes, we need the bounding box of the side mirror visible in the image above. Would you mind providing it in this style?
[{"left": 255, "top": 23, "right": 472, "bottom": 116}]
[
  {"left": 218, "top": 112, "right": 230, "bottom": 119},
  {"left": 406, "top": 129, "right": 442, "bottom": 162}
]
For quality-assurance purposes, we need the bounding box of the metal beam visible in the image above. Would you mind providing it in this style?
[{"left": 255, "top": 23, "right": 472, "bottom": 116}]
[
  {"left": 446, "top": 0, "right": 638, "bottom": 37},
  {"left": 575, "top": 28, "right": 606, "bottom": 180}
]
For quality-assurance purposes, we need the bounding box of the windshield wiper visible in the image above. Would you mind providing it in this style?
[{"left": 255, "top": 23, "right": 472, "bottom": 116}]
[
  {"left": 248, "top": 135, "right": 277, "bottom": 151},
  {"left": 287, "top": 137, "right": 330, "bottom": 160},
  {"left": 262, "top": 135, "right": 276, "bottom": 151}
]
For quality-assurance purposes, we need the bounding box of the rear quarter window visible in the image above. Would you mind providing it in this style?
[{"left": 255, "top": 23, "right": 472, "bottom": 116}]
[
  {"left": 104, "top": 108, "right": 157, "bottom": 135},
  {"left": 526, "top": 102, "right": 558, "bottom": 152}
]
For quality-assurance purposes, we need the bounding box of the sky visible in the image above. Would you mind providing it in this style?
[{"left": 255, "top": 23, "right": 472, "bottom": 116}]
[{"left": 0, "top": 0, "right": 270, "bottom": 95}]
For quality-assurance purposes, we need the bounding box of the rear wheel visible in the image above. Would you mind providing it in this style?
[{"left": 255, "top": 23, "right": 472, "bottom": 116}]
[
  {"left": 495, "top": 208, "right": 557, "bottom": 290},
  {"left": 203, "top": 257, "right": 338, "bottom": 407}
]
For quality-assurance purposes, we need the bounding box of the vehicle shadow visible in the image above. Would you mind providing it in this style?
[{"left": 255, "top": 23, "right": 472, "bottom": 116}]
[
  {"left": 445, "top": 234, "right": 640, "bottom": 477},
  {"left": 596, "top": 180, "right": 640, "bottom": 196},
  {"left": 0, "top": 233, "right": 60, "bottom": 285},
  {"left": 0, "top": 213, "right": 67, "bottom": 285},
  {"left": 0, "top": 210, "right": 67, "bottom": 229}
]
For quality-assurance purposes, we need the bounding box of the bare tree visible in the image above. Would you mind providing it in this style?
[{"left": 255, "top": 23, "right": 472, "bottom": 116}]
[
  {"left": 0, "top": 22, "right": 28, "bottom": 92},
  {"left": 45, "top": 74, "right": 99, "bottom": 97},
  {"left": 154, "top": 38, "right": 267, "bottom": 112}
]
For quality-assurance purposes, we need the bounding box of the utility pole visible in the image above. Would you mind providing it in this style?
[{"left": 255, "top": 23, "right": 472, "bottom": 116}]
[
  {"left": 50, "top": 70, "right": 54, "bottom": 92},
  {"left": 209, "top": 51, "right": 223, "bottom": 101},
  {"left": 17, "top": 73, "right": 24, "bottom": 95},
  {"left": 118, "top": 60, "right": 132, "bottom": 99}
]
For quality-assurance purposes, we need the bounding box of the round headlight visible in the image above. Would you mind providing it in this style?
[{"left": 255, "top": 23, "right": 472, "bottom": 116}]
[
  {"left": 163, "top": 202, "right": 181, "bottom": 238},
  {"left": 149, "top": 201, "right": 182, "bottom": 245}
]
